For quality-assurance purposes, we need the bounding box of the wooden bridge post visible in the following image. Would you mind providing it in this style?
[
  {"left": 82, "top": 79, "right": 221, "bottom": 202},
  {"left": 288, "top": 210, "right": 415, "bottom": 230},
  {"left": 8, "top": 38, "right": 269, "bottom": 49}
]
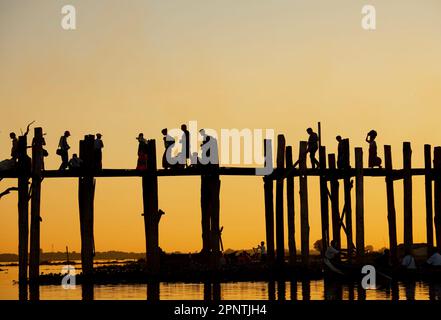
[
  {"left": 434, "top": 147, "right": 441, "bottom": 251},
  {"left": 201, "top": 175, "right": 211, "bottom": 256},
  {"left": 17, "top": 135, "right": 30, "bottom": 300},
  {"left": 142, "top": 140, "right": 160, "bottom": 273},
  {"left": 286, "top": 146, "right": 296, "bottom": 266},
  {"left": 403, "top": 142, "right": 413, "bottom": 253},
  {"left": 78, "top": 135, "right": 96, "bottom": 283},
  {"left": 319, "top": 146, "right": 329, "bottom": 253},
  {"left": 263, "top": 139, "right": 275, "bottom": 263},
  {"left": 29, "top": 127, "right": 44, "bottom": 299},
  {"left": 424, "top": 145, "right": 434, "bottom": 249},
  {"left": 275, "top": 135, "right": 285, "bottom": 265},
  {"left": 209, "top": 172, "right": 221, "bottom": 269},
  {"left": 355, "top": 148, "right": 365, "bottom": 262},
  {"left": 384, "top": 145, "right": 398, "bottom": 264},
  {"left": 342, "top": 139, "right": 353, "bottom": 261},
  {"left": 328, "top": 154, "right": 341, "bottom": 251},
  {"left": 299, "top": 141, "right": 309, "bottom": 265}
]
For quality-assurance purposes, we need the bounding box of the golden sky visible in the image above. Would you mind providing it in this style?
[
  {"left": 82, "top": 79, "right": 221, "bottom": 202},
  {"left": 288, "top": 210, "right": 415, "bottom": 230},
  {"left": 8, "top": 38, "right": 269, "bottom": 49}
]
[{"left": 1, "top": 0, "right": 441, "bottom": 254}]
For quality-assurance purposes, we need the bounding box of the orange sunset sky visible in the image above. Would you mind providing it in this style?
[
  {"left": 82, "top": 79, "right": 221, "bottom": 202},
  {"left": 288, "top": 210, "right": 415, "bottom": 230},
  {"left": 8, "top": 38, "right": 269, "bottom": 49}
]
[{"left": 1, "top": 0, "right": 441, "bottom": 254}]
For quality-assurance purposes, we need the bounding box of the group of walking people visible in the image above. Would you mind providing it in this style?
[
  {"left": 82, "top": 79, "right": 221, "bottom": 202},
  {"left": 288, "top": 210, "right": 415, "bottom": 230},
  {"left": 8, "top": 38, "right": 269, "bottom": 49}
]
[
  {"left": 56, "top": 131, "right": 104, "bottom": 171},
  {"left": 2, "top": 124, "right": 386, "bottom": 172},
  {"left": 302, "top": 127, "right": 382, "bottom": 170},
  {"left": 136, "top": 124, "right": 218, "bottom": 171}
]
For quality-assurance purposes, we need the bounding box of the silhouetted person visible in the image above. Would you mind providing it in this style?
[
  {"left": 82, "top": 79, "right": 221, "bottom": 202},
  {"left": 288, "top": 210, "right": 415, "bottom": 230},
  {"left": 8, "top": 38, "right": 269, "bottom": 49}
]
[
  {"left": 336, "top": 135, "right": 345, "bottom": 169},
  {"left": 94, "top": 133, "right": 104, "bottom": 170},
  {"left": 306, "top": 128, "right": 320, "bottom": 169},
  {"left": 68, "top": 153, "right": 83, "bottom": 171},
  {"left": 57, "top": 131, "right": 70, "bottom": 170},
  {"left": 366, "top": 130, "right": 382, "bottom": 168},
  {"left": 200, "top": 129, "right": 219, "bottom": 166},
  {"left": 401, "top": 249, "right": 417, "bottom": 270},
  {"left": 376, "top": 249, "right": 391, "bottom": 269},
  {"left": 258, "top": 241, "right": 266, "bottom": 261},
  {"left": 161, "top": 128, "right": 175, "bottom": 169},
  {"left": 180, "top": 124, "right": 190, "bottom": 167},
  {"left": 9, "top": 132, "right": 18, "bottom": 162},
  {"left": 136, "top": 133, "right": 148, "bottom": 170},
  {"left": 426, "top": 247, "right": 441, "bottom": 268}
]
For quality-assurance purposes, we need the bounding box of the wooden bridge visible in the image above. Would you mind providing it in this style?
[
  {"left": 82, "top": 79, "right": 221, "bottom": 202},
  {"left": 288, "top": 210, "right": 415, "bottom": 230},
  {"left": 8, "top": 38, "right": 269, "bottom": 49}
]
[{"left": 1, "top": 127, "right": 441, "bottom": 300}]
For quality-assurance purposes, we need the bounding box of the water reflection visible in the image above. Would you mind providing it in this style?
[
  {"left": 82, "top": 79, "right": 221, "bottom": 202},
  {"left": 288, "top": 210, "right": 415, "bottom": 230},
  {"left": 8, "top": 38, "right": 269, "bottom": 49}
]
[{"left": 2, "top": 265, "right": 441, "bottom": 300}]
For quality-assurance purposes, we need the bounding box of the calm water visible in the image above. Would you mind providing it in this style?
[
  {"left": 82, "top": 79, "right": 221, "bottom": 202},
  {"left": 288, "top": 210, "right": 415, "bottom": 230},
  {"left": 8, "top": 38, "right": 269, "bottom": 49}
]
[{"left": 1, "top": 263, "right": 441, "bottom": 300}]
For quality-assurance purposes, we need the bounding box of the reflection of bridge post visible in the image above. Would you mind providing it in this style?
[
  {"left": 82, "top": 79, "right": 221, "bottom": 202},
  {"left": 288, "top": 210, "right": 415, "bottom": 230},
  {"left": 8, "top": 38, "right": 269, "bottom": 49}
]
[
  {"left": 147, "top": 281, "right": 160, "bottom": 301},
  {"left": 267, "top": 281, "right": 275, "bottom": 301},
  {"left": 301, "top": 279, "right": 310, "bottom": 301}
]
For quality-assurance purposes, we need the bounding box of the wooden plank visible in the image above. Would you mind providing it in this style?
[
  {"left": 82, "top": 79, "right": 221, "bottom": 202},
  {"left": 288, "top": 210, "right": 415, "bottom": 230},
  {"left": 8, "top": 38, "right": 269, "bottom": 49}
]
[
  {"left": 355, "top": 147, "right": 365, "bottom": 262},
  {"left": 384, "top": 145, "right": 398, "bottom": 265},
  {"left": 434, "top": 147, "right": 441, "bottom": 251},
  {"left": 263, "top": 139, "right": 275, "bottom": 263},
  {"left": 143, "top": 140, "right": 160, "bottom": 273},
  {"left": 424, "top": 144, "right": 434, "bottom": 249},
  {"left": 0, "top": 166, "right": 430, "bottom": 179},
  {"left": 299, "top": 141, "right": 309, "bottom": 265},
  {"left": 29, "top": 127, "right": 44, "bottom": 300},
  {"left": 328, "top": 154, "right": 341, "bottom": 251},
  {"left": 275, "top": 135, "right": 285, "bottom": 265},
  {"left": 319, "top": 146, "right": 329, "bottom": 253},
  {"left": 17, "top": 135, "right": 29, "bottom": 301},
  {"left": 286, "top": 146, "right": 296, "bottom": 266},
  {"left": 403, "top": 142, "right": 413, "bottom": 253}
]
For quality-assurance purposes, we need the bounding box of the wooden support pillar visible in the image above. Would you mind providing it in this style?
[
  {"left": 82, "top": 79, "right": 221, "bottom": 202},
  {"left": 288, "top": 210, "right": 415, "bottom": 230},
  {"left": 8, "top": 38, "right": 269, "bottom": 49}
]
[
  {"left": 319, "top": 146, "right": 329, "bottom": 253},
  {"left": 403, "top": 142, "right": 413, "bottom": 253},
  {"left": 424, "top": 145, "right": 434, "bottom": 249},
  {"left": 209, "top": 173, "right": 221, "bottom": 269},
  {"left": 142, "top": 140, "right": 160, "bottom": 273},
  {"left": 299, "top": 141, "right": 309, "bottom": 265},
  {"left": 17, "top": 135, "right": 30, "bottom": 300},
  {"left": 201, "top": 175, "right": 211, "bottom": 255},
  {"left": 328, "top": 154, "right": 341, "bottom": 251},
  {"left": 78, "top": 135, "right": 96, "bottom": 284},
  {"left": 286, "top": 146, "right": 296, "bottom": 266},
  {"left": 434, "top": 147, "right": 441, "bottom": 251},
  {"left": 355, "top": 148, "right": 365, "bottom": 262},
  {"left": 384, "top": 145, "right": 398, "bottom": 264},
  {"left": 275, "top": 135, "right": 285, "bottom": 265},
  {"left": 342, "top": 140, "right": 353, "bottom": 260},
  {"left": 263, "top": 139, "right": 275, "bottom": 263},
  {"left": 29, "top": 127, "right": 44, "bottom": 299}
]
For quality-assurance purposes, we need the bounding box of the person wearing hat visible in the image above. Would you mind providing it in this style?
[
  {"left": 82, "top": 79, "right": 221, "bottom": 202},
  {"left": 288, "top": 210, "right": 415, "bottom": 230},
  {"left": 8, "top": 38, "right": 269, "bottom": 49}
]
[
  {"left": 57, "top": 130, "right": 71, "bottom": 170},
  {"left": 94, "top": 133, "right": 104, "bottom": 170},
  {"left": 136, "top": 133, "right": 148, "bottom": 170},
  {"left": 366, "top": 130, "right": 382, "bottom": 168}
]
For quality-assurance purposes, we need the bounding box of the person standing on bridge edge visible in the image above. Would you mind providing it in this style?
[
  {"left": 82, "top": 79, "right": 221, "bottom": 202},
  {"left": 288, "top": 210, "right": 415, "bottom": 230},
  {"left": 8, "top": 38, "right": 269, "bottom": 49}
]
[
  {"left": 136, "top": 133, "right": 148, "bottom": 170},
  {"left": 306, "top": 127, "right": 320, "bottom": 169},
  {"left": 366, "top": 130, "right": 382, "bottom": 168},
  {"left": 9, "top": 132, "right": 18, "bottom": 163},
  {"left": 94, "top": 133, "right": 104, "bottom": 170},
  {"left": 161, "top": 128, "right": 175, "bottom": 169},
  {"left": 180, "top": 124, "right": 190, "bottom": 167},
  {"left": 57, "top": 131, "right": 70, "bottom": 170}
]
